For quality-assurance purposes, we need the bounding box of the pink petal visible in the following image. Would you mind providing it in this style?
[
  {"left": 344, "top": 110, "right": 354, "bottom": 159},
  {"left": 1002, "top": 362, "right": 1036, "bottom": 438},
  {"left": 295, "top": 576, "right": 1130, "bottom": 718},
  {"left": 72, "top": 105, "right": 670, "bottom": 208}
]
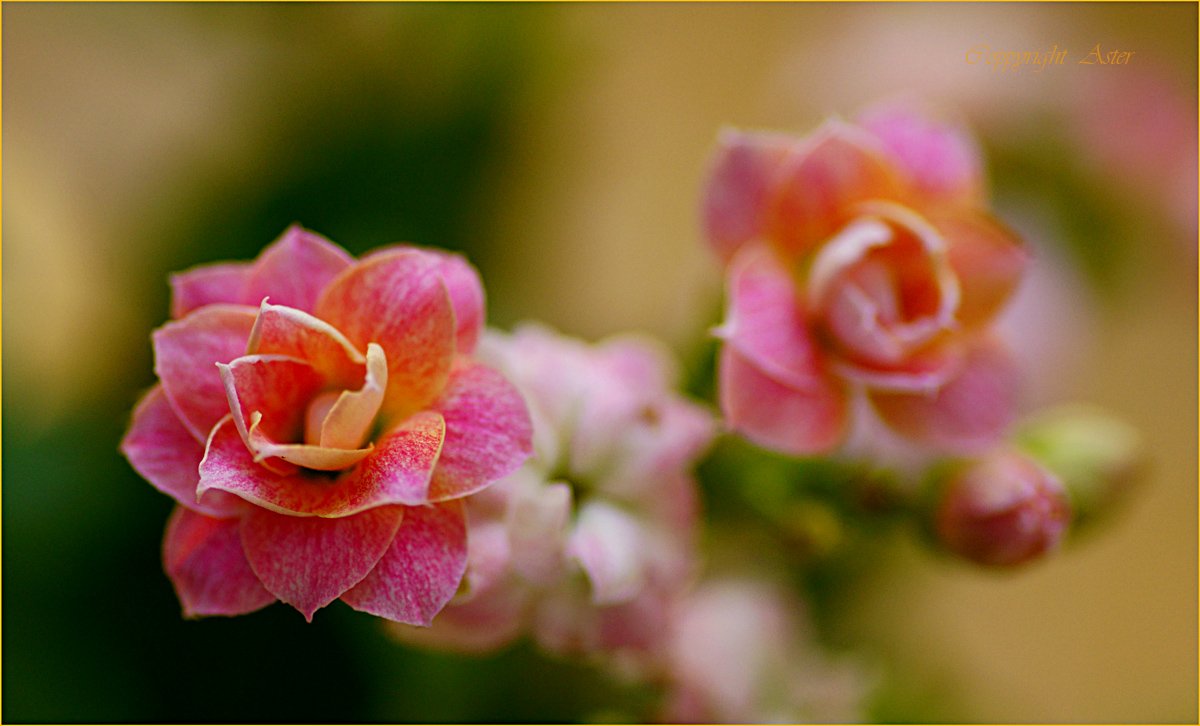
[
  {"left": 245, "top": 300, "right": 366, "bottom": 389},
  {"left": 341, "top": 500, "right": 468, "bottom": 626},
  {"left": 857, "top": 99, "right": 986, "bottom": 206},
  {"left": 569, "top": 501, "right": 645, "bottom": 606},
  {"left": 217, "top": 354, "right": 325, "bottom": 447},
  {"left": 362, "top": 245, "right": 487, "bottom": 355},
  {"left": 870, "top": 339, "right": 1018, "bottom": 453},
  {"left": 216, "top": 354, "right": 372, "bottom": 472},
  {"left": 169, "top": 263, "right": 251, "bottom": 319},
  {"left": 716, "top": 244, "right": 827, "bottom": 390},
  {"left": 152, "top": 304, "right": 258, "bottom": 441},
  {"left": 336, "top": 411, "right": 447, "bottom": 507},
  {"left": 702, "top": 129, "right": 796, "bottom": 264},
  {"left": 314, "top": 250, "right": 457, "bottom": 417},
  {"left": 508, "top": 475, "right": 572, "bottom": 586},
  {"left": 198, "top": 413, "right": 444, "bottom": 517},
  {"left": 832, "top": 340, "right": 965, "bottom": 393},
  {"left": 121, "top": 386, "right": 247, "bottom": 517},
  {"left": 162, "top": 506, "right": 275, "bottom": 618},
  {"left": 769, "top": 120, "right": 904, "bottom": 259},
  {"left": 932, "top": 209, "right": 1029, "bottom": 327},
  {"left": 427, "top": 360, "right": 534, "bottom": 502},
  {"left": 388, "top": 523, "right": 527, "bottom": 652},
  {"left": 718, "top": 345, "right": 848, "bottom": 455},
  {"left": 239, "top": 504, "right": 404, "bottom": 621},
  {"left": 242, "top": 225, "right": 355, "bottom": 314}
]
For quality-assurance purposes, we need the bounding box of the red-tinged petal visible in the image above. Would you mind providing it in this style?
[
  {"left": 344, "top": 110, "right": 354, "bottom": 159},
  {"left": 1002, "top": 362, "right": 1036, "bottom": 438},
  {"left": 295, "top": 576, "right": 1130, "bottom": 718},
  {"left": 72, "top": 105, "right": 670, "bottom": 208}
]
[
  {"left": 857, "top": 99, "right": 986, "bottom": 206},
  {"left": 240, "top": 504, "right": 404, "bottom": 622},
  {"left": 199, "top": 414, "right": 443, "bottom": 516},
  {"left": 341, "top": 500, "right": 468, "bottom": 626},
  {"left": 718, "top": 345, "right": 848, "bottom": 456},
  {"left": 715, "top": 244, "right": 827, "bottom": 390},
  {"left": 162, "top": 507, "right": 275, "bottom": 618},
  {"left": 314, "top": 250, "right": 456, "bottom": 417},
  {"left": 153, "top": 304, "right": 258, "bottom": 441},
  {"left": 169, "top": 263, "right": 252, "bottom": 319},
  {"left": 427, "top": 361, "right": 534, "bottom": 502},
  {"left": 702, "top": 128, "right": 797, "bottom": 264},
  {"left": 242, "top": 225, "right": 354, "bottom": 314},
  {"left": 388, "top": 520, "right": 527, "bottom": 652},
  {"left": 217, "top": 354, "right": 325, "bottom": 449},
  {"left": 320, "top": 343, "right": 388, "bottom": 450},
  {"left": 121, "top": 387, "right": 247, "bottom": 517},
  {"left": 932, "top": 209, "right": 1029, "bottom": 327},
  {"left": 871, "top": 339, "right": 1018, "bottom": 453},
  {"left": 335, "top": 411, "right": 446, "bottom": 507},
  {"left": 769, "top": 120, "right": 905, "bottom": 259},
  {"left": 246, "top": 300, "right": 366, "bottom": 389}
]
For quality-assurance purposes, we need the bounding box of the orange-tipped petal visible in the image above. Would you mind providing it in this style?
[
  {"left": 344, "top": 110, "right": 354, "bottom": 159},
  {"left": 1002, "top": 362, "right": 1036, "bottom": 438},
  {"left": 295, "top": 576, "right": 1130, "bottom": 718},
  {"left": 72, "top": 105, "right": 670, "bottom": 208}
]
[
  {"left": 857, "top": 99, "right": 986, "bottom": 206},
  {"left": 153, "top": 304, "right": 258, "bottom": 441},
  {"left": 242, "top": 225, "right": 354, "bottom": 314},
  {"left": 933, "top": 209, "right": 1029, "bottom": 327},
  {"left": 121, "top": 386, "right": 247, "bottom": 518},
  {"left": 245, "top": 300, "right": 366, "bottom": 389},
  {"left": 702, "top": 129, "right": 796, "bottom": 264},
  {"left": 427, "top": 361, "right": 534, "bottom": 502},
  {"left": 718, "top": 345, "right": 848, "bottom": 456},
  {"left": 239, "top": 504, "right": 404, "bottom": 622},
  {"left": 341, "top": 500, "right": 468, "bottom": 626},
  {"left": 169, "top": 263, "right": 251, "bottom": 319},
  {"left": 319, "top": 343, "right": 388, "bottom": 450},
  {"left": 199, "top": 414, "right": 444, "bottom": 516},
  {"left": 315, "top": 250, "right": 457, "bottom": 418},
  {"left": 769, "top": 121, "right": 904, "bottom": 259},
  {"left": 870, "top": 339, "right": 1018, "bottom": 453},
  {"left": 162, "top": 506, "right": 275, "bottom": 618}
]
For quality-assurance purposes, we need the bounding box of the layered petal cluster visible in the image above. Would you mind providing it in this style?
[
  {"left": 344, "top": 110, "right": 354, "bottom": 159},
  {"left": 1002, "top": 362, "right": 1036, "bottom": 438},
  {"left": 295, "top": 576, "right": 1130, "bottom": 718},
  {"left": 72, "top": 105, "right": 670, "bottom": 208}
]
[
  {"left": 393, "top": 324, "right": 715, "bottom": 662},
  {"left": 662, "top": 579, "right": 868, "bottom": 723},
  {"left": 704, "top": 100, "right": 1028, "bottom": 456},
  {"left": 121, "top": 226, "right": 532, "bottom": 623}
]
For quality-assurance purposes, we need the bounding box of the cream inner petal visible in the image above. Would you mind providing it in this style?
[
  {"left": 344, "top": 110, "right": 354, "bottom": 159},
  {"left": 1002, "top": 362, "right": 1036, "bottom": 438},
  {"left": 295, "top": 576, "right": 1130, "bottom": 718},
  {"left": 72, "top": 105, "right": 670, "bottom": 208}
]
[{"left": 318, "top": 342, "right": 389, "bottom": 450}]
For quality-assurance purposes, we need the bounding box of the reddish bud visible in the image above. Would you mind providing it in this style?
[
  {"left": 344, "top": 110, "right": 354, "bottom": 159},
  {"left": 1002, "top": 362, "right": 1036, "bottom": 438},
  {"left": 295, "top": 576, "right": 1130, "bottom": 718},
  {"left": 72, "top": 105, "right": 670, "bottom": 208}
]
[{"left": 934, "top": 451, "right": 1071, "bottom": 567}]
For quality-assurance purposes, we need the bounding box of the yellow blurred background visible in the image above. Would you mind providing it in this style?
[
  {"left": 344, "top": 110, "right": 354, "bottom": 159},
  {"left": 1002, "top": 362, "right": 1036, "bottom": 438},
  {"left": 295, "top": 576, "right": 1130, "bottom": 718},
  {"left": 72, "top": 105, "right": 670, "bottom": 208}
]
[{"left": 4, "top": 3, "right": 1195, "bottom": 722}]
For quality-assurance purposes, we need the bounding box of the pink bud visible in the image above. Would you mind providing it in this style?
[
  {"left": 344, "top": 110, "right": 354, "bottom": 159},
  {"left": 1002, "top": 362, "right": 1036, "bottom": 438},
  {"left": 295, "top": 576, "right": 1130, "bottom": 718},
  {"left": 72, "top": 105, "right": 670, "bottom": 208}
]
[{"left": 934, "top": 451, "right": 1070, "bottom": 567}]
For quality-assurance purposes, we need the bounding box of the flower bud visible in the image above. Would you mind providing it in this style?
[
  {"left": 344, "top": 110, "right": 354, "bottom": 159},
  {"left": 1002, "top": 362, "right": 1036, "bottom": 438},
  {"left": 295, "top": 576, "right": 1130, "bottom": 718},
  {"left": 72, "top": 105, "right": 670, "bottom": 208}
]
[
  {"left": 933, "top": 450, "right": 1071, "bottom": 567},
  {"left": 1016, "top": 405, "right": 1141, "bottom": 530}
]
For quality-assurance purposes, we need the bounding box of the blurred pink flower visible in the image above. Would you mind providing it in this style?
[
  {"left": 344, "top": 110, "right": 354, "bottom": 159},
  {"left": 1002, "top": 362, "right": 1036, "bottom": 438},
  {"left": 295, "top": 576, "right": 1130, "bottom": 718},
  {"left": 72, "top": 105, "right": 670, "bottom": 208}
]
[
  {"left": 662, "top": 579, "right": 868, "bottom": 723},
  {"left": 934, "top": 449, "right": 1070, "bottom": 567},
  {"left": 704, "top": 100, "right": 1027, "bottom": 456},
  {"left": 394, "top": 324, "right": 714, "bottom": 662},
  {"left": 121, "top": 226, "right": 532, "bottom": 622}
]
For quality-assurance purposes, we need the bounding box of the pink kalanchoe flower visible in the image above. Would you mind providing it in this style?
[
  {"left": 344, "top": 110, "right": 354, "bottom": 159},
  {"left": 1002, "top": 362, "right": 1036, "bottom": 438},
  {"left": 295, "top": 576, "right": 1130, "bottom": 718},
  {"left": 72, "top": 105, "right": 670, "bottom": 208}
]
[
  {"left": 934, "top": 449, "right": 1070, "bottom": 567},
  {"left": 121, "top": 225, "right": 533, "bottom": 623},
  {"left": 393, "top": 323, "right": 714, "bottom": 662},
  {"left": 703, "top": 100, "right": 1028, "bottom": 456},
  {"left": 662, "top": 579, "right": 868, "bottom": 723}
]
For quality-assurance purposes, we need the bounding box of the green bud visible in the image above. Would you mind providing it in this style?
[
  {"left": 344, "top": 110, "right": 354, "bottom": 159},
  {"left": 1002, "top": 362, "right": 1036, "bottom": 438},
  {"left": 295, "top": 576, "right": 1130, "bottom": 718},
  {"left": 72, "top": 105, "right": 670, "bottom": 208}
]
[{"left": 1016, "top": 405, "right": 1142, "bottom": 531}]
